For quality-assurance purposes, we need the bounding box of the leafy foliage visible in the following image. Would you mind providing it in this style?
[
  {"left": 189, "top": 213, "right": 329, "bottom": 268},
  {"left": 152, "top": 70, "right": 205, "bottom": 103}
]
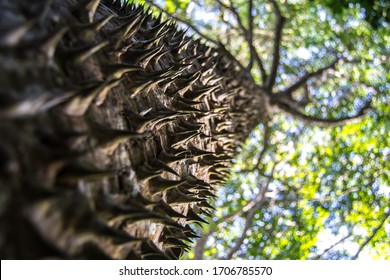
[
  {"left": 317, "top": 0, "right": 390, "bottom": 29},
  {"left": 189, "top": 104, "right": 389, "bottom": 259}
]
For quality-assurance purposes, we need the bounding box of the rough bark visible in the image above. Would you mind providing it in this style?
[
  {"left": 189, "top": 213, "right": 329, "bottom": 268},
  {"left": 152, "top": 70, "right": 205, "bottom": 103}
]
[{"left": 0, "top": 0, "right": 268, "bottom": 259}]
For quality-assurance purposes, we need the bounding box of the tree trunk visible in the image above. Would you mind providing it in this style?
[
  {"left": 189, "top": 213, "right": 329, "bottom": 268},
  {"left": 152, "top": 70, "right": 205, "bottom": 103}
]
[{"left": 0, "top": 0, "right": 268, "bottom": 259}]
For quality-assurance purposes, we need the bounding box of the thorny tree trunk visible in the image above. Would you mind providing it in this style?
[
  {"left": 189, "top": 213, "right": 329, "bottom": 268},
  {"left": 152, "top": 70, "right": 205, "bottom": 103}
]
[{"left": 0, "top": 0, "right": 269, "bottom": 259}]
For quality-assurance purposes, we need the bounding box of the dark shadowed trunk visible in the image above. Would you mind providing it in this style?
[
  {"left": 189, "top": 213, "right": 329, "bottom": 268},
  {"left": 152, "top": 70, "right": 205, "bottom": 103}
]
[{"left": 0, "top": 0, "right": 269, "bottom": 259}]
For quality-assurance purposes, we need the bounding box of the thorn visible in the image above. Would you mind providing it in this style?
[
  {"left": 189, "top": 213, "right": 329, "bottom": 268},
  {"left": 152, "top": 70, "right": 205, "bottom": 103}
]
[
  {"left": 142, "top": 253, "right": 172, "bottom": 260},
  {"left": 68, "top": 40, "right": 109, "bottom": 64},
  {"left": 105, "top": 64, "right": 144, "bottom": 80},
  {"left": 140, "top": 239, "right": 171, "bottom": 260},
  {"left": 173, "top": 126, "right": 200, "bottom": 135},
  {"left": 153, "top": 201, "right": 186, "bottom": 219},
  {"left": 131, "top": 193, "right": 158, "bottom": 207},
  {"left": 73, "top": 14, "right": 114, "bottom": 41},
  {"left": 129, "top": 80, "right": 155, "bottom": 98},
  {"left": 139, "top": 29, "right": 168, "bottom": 48},
  {"left": 208, "top": 167, "right": 226, "bottom": 177},
  {"left": 120, "top": 2, "right": 140, "bottom": 15},
  {"left": 112, "top": 14, "right": 144, "bottom": 48},
  {"left": 143, "top": 18, "right": 172, "bottom": 38},
  {"left": 165, "top": 188, "right": 204, "bottom": 205},
  {"left": 183, "top": 184, "right": 209, "bottom": 191},
  {"left": 170, "top": 29, "right": 187, "bottom": 43},
  {"left": 112, "top": 12, "right": 141, "bottom": 29},
  {"left": 139, "top": 45, "right": 166, "bottom": 67},
  {"left": 0, "top": 91, "right": 75, "bottom": 119},
  {"left": 0, "top": 19, "right": 36, "bottom": 47},
  {"left": 174, "top": 95, "right": 204, "bottom": 106},
  {"left": 210, "top": 165, "right": 229, "bottom": 175},
  {"left": 183, "top": 225, "right": 200, "bottom": 239},
  {"left": 172, "top": 62, "right": 193, "bottom": 72},
  {"left": 56, "top": 164, "right": 116, "bottom": 183},
  {"left": 121, "top": 108, "right": 182, "bottom": 131},
  {"left": 197, "top": 190, "right": 217, "bottom": 199},
  {"left": 121, "top": 45, "right": 163, "bottom": 66},
  {"left": 64, "top": 79, "right": 120, "bottom": 116},
  {"left": 73, "top": 0, "right": 101, "bottom": 23},
  {"left": 92, "top": 127, "right": 145, "bottom": 153},
  {"left": 187, "top": 143, "right": 213, "bottom": 157},
  {"left": 205, "top": 76, "right": 224, "bottom": 85},
  {"left": 177, "top": 53, "right": 202, "bottom": 64},
  {"left": 135, "top": 163, "right": 161, "bottom": 182},
  {"left": 204, "top": 46, "right": 214, "bottom": 57},
  {"left": 172, "top": 72, "right": 201, "bottom": 96},
  {"left": 209, "top": 174, "right": 224, "bottom": 182},
  {"left": 198, "top": 201, "right": 217, "bottom": 211},
  {"left": 148, "top": 177, "right": 187, "bottom": 194},
  {"left": 157, "top": 150, "right": 187, "bottom": 165},
  {"left": 169, "top": 147, "right": 191, "bottom": 157},
  {"left": 94, "top": 197, "right": 180, "bottom": 228},
  {"left": 194, "top": 178, "right": 213, "bottom": 188},
  {"left": 150, "top": 159, "right": 180, "bottom": 177},
  {"left": 203, "top": 154, "right": 233, "bottom": 162},
  {"left": 25, "top": 194, "right": 144, "bottom": 252},
  {"left": 183, "top": 84, "right": 219, "bottom": 101},
  {"left": 201, "top": 209, "right": 213, "bottom": 218},
  {"left": 185, "top": 207, "right": 208, "bottom": 224},
  {"left": 176, "top": 38, "right": 192, "bottom": 53},
  {"left": 161, "top": 227, "right": 194, "bottom": 244},
  {"left": 151, "top": 49, "right": 169, "bottom": 65},
  {"left": 172, "top": 98, "right": 207, "bottom": 113},
  {"left": 143, "top": 65, "right": 176, "bottom": 78},
  {"left": 169, "top": 130, "right": 200, "bottom": 149},
  {"left": 163, "top": 238, "right": 191, "bottom": 249},
  {"left": 86, "top": 0, "right": 101, "bottom": 22},
  {"left": 176, "top": 119, "right": 204, "bottom": 131},
  {"left": 155, "top": 12, "right": 163, "bottom": 23},
  {"left": 41, "top": 27, "right": 69, "bottom": 60}
]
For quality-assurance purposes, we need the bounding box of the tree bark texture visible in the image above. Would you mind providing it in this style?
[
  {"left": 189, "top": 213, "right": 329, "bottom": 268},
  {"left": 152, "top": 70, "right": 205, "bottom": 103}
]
[{"left": 0, "top": 0, "right": 268, "bottom": 259}]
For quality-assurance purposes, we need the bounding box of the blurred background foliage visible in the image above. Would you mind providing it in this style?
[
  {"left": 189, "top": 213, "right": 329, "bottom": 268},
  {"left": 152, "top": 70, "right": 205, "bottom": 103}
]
[{"left": 132, "top": 0, "right": 389, "bottom": 259}]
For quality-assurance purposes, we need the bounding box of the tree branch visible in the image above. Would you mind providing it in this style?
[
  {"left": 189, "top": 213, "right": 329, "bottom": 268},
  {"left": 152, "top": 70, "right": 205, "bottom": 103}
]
[
  {"left": 247, "top": 0, "right": 254, "bottom": 70},
  {"left": 311, "top": 232, "right": 353, "bottom": 260},
  {"left": 213, "top": 187, "right": 269, "bottom": 229},
  {"left": 310, "top": 187, "right": 359, "bottom": 203},
  {"left": 193, "top": 181, "right": 271, "bottom": 259},
  {"left": 223, "top": 187, "right": 267, "bottom": 259},
  {"left": 241, "top": 120, "right": 271, "bottom": 173},
  {"left": 274, "top": 99, "right": 371, "bottom": 127},
  {"left": 216, "top": 0, "right": 247, "bottom": 33},
  {"left": 246, "top": 1, "right": 267, "bottom": 84},
  {"left": 216, "top": 0, "right": 267, "bottom": 83},
  {"left": 255, "top": 120, "right": 271, "bottom": 168},
  {"left": 253, "top": 49, "right": 268, "bottom": 84},
  {"left": 352, "top": 210, "right": 390, "bottom": 260},
  {"left": 194, "top": 158, "right": 277, "bottom": 260},
  {"left": 193, "top": 231, "right": 212, "bottom": 260},
  {"left": 223, "top": 164, "right": 276, "bottom": 259},
  {"left": 276, "top": 57, "right": 341, "bottom": 97},
  {"left": 193, "top": 180, "right": 271, "bottom": 258},
  {"left": 266, "top": 0, "right": 285, "bottom": 90}
]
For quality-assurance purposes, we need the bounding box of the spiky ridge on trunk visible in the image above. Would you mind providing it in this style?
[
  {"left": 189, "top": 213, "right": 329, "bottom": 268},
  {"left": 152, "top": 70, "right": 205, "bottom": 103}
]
[{"left": 0, "top": 0, "right": 266, "bottom": 259}]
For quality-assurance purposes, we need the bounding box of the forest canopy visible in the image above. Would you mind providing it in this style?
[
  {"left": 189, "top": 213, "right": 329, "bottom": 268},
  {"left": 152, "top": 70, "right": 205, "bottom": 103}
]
[{"left": 137, "top": 0, "right": 390, "bottom": 259}]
